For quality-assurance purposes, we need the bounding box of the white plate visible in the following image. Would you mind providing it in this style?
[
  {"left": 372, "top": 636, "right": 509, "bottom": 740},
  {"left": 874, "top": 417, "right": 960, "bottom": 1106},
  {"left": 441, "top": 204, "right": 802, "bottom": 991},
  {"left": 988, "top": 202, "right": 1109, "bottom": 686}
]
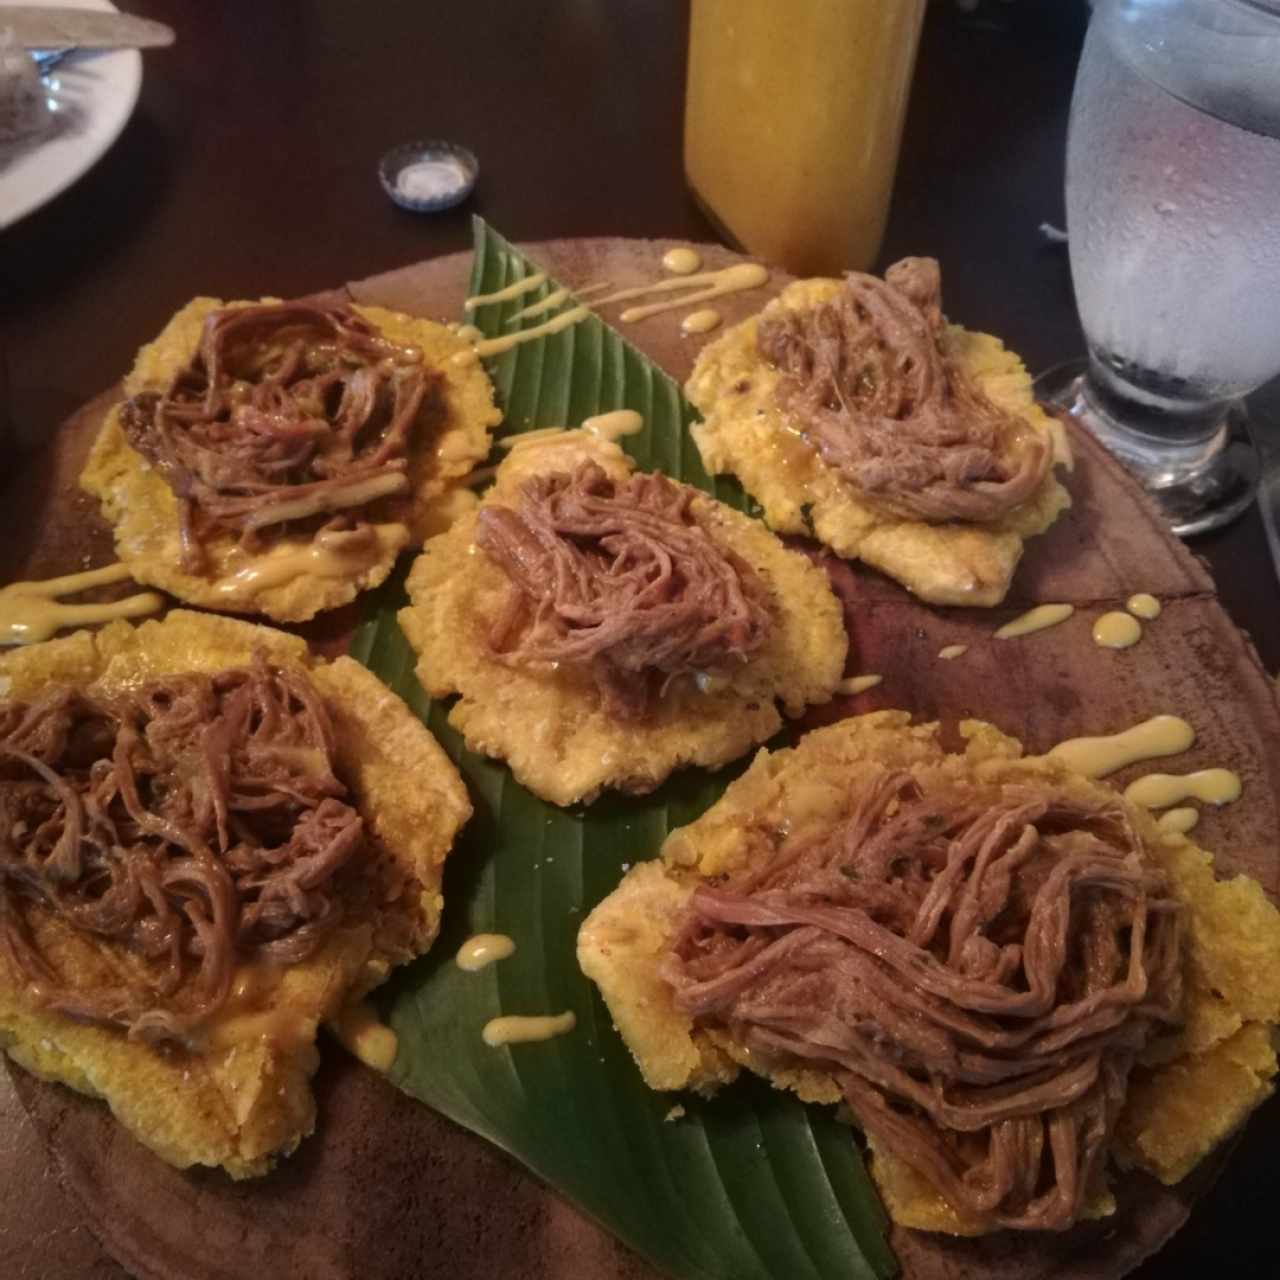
[{"left": 0, "top": 0, "right": 142, "bottom": 230}]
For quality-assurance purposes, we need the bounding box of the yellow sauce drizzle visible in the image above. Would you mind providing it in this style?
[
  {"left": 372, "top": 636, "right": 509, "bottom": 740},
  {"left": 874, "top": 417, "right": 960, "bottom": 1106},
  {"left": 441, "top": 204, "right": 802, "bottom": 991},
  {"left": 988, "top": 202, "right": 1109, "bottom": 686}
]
[
  {"left": 506, "top": 285, "right": 571, "bottom": 324},
  {"left": 1092, "top": 611, "right": 1143, "bottom": 650},
  {"left": 0, "top": 563, "right": 164, "bottom": 646},
  {"left": 331, "top": 1001, "right": 398, "bottom": 1073},
  {"left": 1046, "top": 715, "right": 1195, "bottom": 779},
  {"left": 1126, "top": 593, "right": 1162, "bottom": 620},
  {"left": 838, "top": 674, "right": 882, "bottom": 695},
  {"left": 581, "top": 410, "right": 645, "bottom": 443},
  {"left": 455, "top": 323, "right": 484, "bottom": 343},
  {"left": 456, "top": 933, "right": 516, "bottom": 973},
  {"left": 994, "top": 603, "right": 1075, "bottom": 640},
  {"left": 507, "top": 281, "right": 610, "bottom": 324},
  {"left": 1156, "top": 807, "right": 1200, "bottom": 835},
  {"left": 592, "top": 263, "right": 770, "bottom": 324},
  {"left": 482, "top": 1011, "right": 576, "bottom": 1047},
  {"left": 1123, "top": 768, "right": 1242, "bottom": 810},
  {"left": 472, "top": 305, "right": 592, "bottom": 357},
  {"left": 938, "top": 644, "right": 969, "bottom": 661},
  {"left": 464, "top": 272, "right": 547, "bottom": 310},
  {"left": 662, "top": 246, "right": 702, "bottom": 275},
  {"left": 214, "top": 523, "right": 407, "bottom": 600},
  {"left": 681, "top": 308, "right": 722, "bottom": 335}
]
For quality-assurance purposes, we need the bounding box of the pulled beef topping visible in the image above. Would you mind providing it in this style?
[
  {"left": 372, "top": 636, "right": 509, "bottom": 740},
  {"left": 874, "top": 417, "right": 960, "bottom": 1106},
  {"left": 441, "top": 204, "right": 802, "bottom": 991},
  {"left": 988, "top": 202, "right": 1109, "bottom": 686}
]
[
  {"left": 757, "top": 258, "right": 1051, "bottom": 523},
  {"left": 475, "top": 461, "right": 771, "bottom": 721},
  {"left": 0, "top": 659, "right": 365, "bottom": 1043},
  {"left": 120, "top": 303, "right": 437, "bottom": 572},
  {"left": 661, "top": 771, "right": 1181, "bottom": 1231}
]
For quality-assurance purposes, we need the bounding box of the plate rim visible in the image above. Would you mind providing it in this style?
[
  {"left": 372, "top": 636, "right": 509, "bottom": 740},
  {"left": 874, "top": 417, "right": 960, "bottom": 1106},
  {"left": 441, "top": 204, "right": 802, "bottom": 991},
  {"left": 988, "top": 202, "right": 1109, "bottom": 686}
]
[{"left": 0, "top": 0, "right": 143, "bottom": 230}]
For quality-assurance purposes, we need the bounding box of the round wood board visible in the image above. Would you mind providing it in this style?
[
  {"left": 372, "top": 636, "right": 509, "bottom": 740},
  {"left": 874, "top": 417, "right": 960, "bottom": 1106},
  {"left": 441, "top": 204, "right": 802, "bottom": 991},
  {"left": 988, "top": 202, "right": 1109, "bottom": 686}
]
[{"left": 3, "top": 238, "right": 1279, "bottom": 1280}]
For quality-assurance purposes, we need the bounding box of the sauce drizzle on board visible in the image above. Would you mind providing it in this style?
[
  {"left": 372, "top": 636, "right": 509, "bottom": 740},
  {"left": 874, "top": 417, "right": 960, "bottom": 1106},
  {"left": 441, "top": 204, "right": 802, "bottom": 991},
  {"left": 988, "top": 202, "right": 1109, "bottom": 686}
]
[
  {"left": 681, "top": 308, "right": 722, "bottom": 335},
  {"left": 838, "top": 674, "right": 883, "bottom": 695},
  {"left": 1127, "top": 592, "right": 1162, "bottom": 620},
  {"left": 1093, "top": 611, "right": 1143, "bottom": 650},
  {"left": 592, "top": 263, "right": 770, "bottom": 323},
  {"left": 1124, "top": 768, "right": 1242, "bottom": 810},
  {"left": 508, "top": 282, "right": 611, "bottom": 325},
  {"left": 662, "top": 246, "right": 702, "bottom": 275},
  {"left": 994, "top": 604, "right": 1075, "bottom": 640},
  {"left": 0, "top": 563, "right": 164, "bottom": 645},
  {"left": 459, "top": 253, "right": 767, "bottom": 371},
  {"left": 1046, "top": 715, "right": 1195, "bottom": 779}
]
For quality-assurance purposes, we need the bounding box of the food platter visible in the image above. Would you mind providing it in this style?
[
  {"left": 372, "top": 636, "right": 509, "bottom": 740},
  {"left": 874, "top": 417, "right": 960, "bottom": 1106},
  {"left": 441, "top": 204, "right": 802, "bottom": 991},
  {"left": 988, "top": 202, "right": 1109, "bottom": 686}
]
[
  {"left": 2, "top": 236, "right": 1279, "bottom": 1280},
  {"left": 0, "top": 0, "right": 143, "bottom": 230}
]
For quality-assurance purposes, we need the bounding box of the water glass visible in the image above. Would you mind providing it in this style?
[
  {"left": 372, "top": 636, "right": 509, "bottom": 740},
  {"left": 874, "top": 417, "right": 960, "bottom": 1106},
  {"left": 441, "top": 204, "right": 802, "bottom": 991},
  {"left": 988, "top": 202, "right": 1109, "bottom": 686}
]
[{"left": 1042, "top": 0, "right": 1280, "bottom": 535}]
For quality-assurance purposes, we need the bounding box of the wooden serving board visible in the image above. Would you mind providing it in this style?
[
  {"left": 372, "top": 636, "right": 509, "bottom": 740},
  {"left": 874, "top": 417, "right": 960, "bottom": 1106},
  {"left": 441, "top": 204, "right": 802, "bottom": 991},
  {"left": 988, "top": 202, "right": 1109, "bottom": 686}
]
[{"left": 3, "top": 238, "right": 1279, "bottom": 1280}]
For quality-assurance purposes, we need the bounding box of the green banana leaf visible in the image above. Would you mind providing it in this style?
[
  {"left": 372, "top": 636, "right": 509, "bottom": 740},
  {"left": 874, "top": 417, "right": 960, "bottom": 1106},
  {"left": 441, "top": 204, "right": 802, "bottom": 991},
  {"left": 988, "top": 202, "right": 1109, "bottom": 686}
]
[{"left": 350, "top": 218, "right": 897, "bottom": 1280}]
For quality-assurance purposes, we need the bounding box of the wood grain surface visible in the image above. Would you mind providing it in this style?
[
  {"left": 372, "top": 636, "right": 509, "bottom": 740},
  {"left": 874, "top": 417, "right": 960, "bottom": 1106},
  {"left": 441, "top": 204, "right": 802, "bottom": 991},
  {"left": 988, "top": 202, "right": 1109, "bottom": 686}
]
[{"left": 3, "top": 239, "right": 1278, "bottom": 1280}]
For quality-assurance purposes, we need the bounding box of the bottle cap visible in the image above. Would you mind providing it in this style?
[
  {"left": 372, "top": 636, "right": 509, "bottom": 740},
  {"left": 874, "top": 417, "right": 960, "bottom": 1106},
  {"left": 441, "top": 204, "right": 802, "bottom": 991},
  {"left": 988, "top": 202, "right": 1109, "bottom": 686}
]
[{"left": 379, "top": 140, "right": 478, "bottom": 213}]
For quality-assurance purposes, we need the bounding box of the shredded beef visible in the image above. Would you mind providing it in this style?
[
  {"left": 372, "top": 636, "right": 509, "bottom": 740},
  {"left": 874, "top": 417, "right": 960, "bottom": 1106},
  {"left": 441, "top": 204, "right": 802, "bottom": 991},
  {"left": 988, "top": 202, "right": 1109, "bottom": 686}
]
[
  {"left": 756, "top": 258, "right": 1051, "bottom": 523},
  {"left": 661, "top": 770, "right": 1182, "bottom": 1230},
  {"left": 0, "top": 659, "right": 366, "bottom": 1043},
  {"left": 475, "top": 461, "right": 771, "bottom": 721},
  {"left": 120, "top": 303, "right": 437, "bottom": 572}
]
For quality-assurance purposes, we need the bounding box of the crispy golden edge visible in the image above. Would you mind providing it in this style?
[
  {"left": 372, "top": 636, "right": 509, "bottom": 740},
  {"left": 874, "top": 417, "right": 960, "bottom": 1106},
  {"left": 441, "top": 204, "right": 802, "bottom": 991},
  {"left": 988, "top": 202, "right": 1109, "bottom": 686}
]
[
  {"left": 867, "top": 1136, "right": 1116, "bottom": 1237},
  {"left": 398, "top": 432, "right": 848, "bottom": 807},
  {"left": 0, "top": 611, "right": 471, "bottom": 1177},
  {"left": 577, "top": 712, "right": 1280, "bottom": 1234},
  {"left": 576, "top": 861, "right": 737, "bottom": 1095},
  {"left": 1114, "top": 1022, "right": 1278, "bottom": 1186},
  {"left": 685, "top": 279, "right": 1072, "bottom": 607},
  {"left": 79, "top": 297, "right": 500, "bottom": 622}
]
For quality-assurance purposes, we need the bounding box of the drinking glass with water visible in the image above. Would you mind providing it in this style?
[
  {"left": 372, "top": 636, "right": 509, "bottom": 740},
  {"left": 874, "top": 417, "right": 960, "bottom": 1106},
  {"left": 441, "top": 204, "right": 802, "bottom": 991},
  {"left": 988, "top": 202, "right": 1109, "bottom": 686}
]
[{"left": 1041, "top": 0, "right": 1280, "bottom": 535}]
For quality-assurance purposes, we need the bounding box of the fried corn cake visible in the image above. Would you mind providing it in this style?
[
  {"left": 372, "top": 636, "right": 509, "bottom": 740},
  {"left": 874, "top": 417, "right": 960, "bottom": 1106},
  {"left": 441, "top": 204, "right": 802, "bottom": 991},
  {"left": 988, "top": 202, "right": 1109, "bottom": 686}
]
[
  {"left": 578, "top": 712, "right": 1280, "bottom": 1235},
  {"left": 686, "top": 272, "right": 1072, "bottom": 607},
  {"left": 398, "top": 430, "right": 848, "bottom": 807},
  {"left": 0, "top": 610, "right": 471, "bottom": 1178},
  {"left": 81, "top": 298, "right": 501, "bottom": 622}
]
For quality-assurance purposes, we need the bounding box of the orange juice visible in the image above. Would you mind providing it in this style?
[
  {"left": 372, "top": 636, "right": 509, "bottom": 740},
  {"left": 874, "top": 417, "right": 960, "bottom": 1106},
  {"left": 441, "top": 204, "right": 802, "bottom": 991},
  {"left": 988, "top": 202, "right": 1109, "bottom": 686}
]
[{"left": 684, "top": 0, "right": 925, "bottom": 276}]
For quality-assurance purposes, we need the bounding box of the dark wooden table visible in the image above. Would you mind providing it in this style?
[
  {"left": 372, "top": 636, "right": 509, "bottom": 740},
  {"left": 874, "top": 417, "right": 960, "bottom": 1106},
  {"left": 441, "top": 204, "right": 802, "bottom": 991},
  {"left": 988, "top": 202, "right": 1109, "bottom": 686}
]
[{"left": 0, "top": 2, "right": 1276, "bottom": 1277}]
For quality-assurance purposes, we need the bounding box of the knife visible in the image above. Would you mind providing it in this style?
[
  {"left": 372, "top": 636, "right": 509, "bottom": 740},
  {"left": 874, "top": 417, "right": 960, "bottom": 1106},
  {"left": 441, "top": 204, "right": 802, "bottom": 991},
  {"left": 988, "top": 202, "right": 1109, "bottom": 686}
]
[{"left": 1, "top": 6, "right": 174, "bottom": 50}]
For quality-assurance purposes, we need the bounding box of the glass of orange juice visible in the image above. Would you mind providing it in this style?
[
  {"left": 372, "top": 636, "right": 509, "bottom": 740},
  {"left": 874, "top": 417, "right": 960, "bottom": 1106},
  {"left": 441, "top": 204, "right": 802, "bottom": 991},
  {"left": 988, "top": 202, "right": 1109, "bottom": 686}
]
[{"left": 684, "top": 0, "right": 926, "bottom": 276}]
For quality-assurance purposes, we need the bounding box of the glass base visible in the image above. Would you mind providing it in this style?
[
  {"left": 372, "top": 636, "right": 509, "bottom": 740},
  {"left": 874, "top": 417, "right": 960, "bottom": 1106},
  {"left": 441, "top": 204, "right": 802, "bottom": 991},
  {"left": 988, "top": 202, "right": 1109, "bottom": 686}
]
[{"left": 1035, "top": 359, "right": 1261, "bottom": 538}]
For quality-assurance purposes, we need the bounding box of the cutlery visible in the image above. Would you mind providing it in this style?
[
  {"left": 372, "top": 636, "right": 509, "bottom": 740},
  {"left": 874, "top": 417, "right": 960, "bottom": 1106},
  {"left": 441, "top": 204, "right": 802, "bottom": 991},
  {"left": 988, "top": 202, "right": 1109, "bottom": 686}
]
[{"left": 2, "top": 6, "right": 173, "bottom": 51}]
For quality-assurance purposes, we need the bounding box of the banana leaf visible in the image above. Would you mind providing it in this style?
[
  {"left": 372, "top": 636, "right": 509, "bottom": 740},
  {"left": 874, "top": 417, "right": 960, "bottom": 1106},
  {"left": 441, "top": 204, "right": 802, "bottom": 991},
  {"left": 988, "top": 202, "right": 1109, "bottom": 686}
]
[{"left": 350, "top": 218, "right": 897, "bottom": 1280}]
